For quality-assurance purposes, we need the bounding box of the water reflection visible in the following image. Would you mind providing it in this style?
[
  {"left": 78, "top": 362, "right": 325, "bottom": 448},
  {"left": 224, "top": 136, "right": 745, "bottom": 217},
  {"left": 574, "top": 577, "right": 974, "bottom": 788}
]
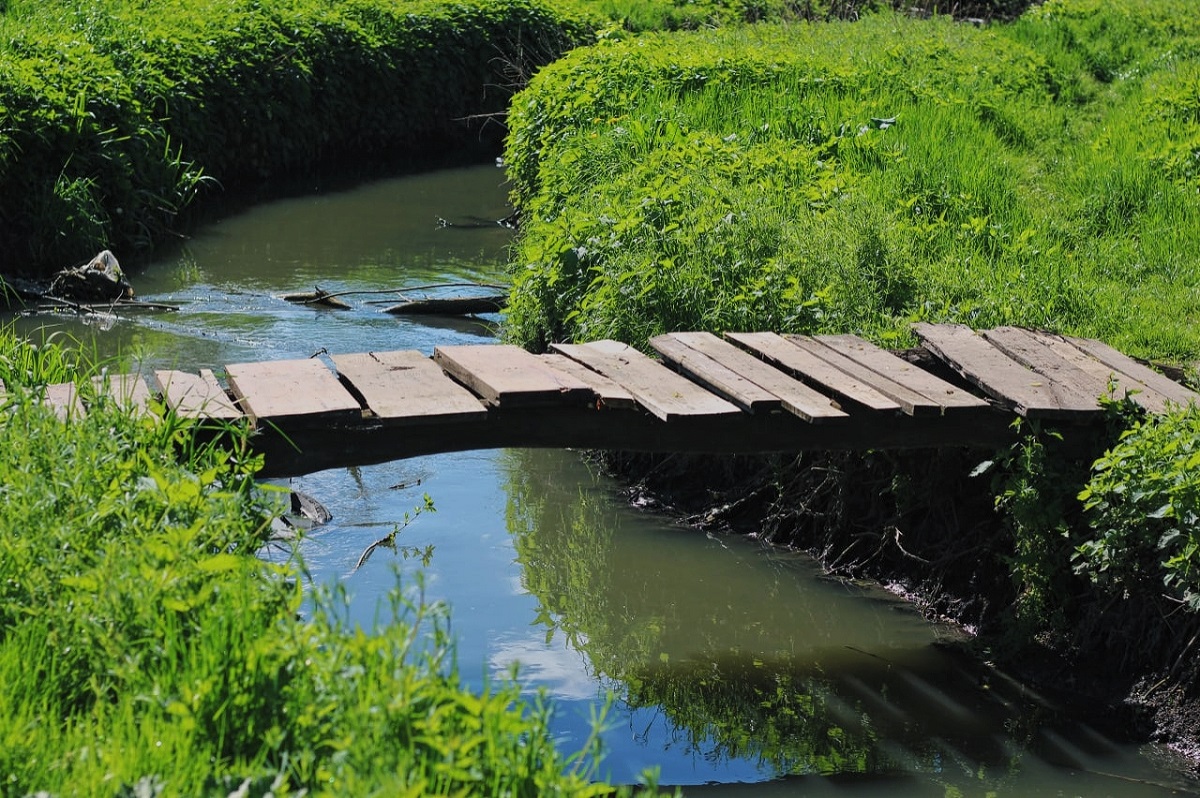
[{"left": 501, "top": 448, "right": 1197, "bottom": 794}]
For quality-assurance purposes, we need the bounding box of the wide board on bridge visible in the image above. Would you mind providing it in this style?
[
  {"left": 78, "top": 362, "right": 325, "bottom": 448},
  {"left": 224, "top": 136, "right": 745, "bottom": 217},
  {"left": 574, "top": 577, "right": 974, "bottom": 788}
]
[
  {"left": 225, "top": 359, "right": 362, "bottom": 424},
  {"left": 333, "top": 350, "right": 486, "bottom": 423},
  {"left": 725, "top": 332, "right": 901, "bottom": 413},
  {"left": 551, "top": 340, "right": 741, "bottom": 422},
  {"left": 812, "top": 334, "right": 990, "bottom": 415},
  {"left": 649, "top": 332, "right": 846, "bottom": 422},
  {"left": 914, "top": 323, "right": 1100, "bottom": 420},
  {"left": 434, "top": 344, "right": 594, "bottom": 407},
  {"left": 154, "top": 369, "right": 243, "bottom": 420},
  {"left": 94, "top": 373, "right": 152, "bottom": 413},
  {"left": 1065, "top": 334, "right": 1200, "bottom": 412}
]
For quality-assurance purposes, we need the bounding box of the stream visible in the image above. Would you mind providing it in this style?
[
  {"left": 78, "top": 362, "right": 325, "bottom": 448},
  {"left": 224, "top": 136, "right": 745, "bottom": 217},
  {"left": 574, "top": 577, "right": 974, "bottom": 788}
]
[{"left": 10, "top": 163, "right": 1200, "bottom": 796}]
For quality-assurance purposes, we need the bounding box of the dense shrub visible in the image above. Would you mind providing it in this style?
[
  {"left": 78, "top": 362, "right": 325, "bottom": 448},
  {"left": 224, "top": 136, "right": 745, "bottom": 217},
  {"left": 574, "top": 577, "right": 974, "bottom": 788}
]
[
  {"left": 503, "top": 1, "right": 1200, "bottom": 359},
  {"left": 0, "top": 0, "right": 599, "bottom": 275}
]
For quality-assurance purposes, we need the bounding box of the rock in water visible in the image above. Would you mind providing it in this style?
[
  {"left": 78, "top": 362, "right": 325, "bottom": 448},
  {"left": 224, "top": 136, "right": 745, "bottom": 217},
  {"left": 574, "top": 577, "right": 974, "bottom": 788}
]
[{"left": 48, "top": 250, "right": 134, "bottom": 302}]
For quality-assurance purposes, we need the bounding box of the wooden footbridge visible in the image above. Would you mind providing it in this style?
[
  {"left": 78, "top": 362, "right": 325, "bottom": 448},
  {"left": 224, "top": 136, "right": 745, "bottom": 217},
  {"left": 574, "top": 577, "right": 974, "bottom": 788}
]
[{"left": 26, "top": 323, "right": 1200, "bottom": 478}]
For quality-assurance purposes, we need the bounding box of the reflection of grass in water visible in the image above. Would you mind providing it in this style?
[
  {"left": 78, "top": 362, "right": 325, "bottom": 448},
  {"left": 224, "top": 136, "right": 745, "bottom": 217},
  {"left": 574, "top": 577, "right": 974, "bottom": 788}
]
[{"left": 498, "top": 449, "right": 1081, "bottom": 785}]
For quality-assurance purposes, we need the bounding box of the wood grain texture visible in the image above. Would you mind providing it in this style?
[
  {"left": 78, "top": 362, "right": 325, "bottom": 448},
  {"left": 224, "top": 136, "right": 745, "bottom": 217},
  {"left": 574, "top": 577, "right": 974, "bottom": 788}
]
[
  {"left": 434, "top": 344, "right": 594, "bottom": 407},
  {"left": 539, "top": 353, "right": 638, "bottom": 410},
  {"left": 726, "top": 332, "right": 900, "bottom": 412},
  {"left": 1065, "top": 335, "right": 1200, "bottom": 411},
  {"left": 333, "top": 350, "right": 486, "bottom": 423},
  {"left": 225, "top": 359, "right": 362, "bottom": 423},
  {"left": 154, "top": 369, "right": 242, "bottom": 420},
  {"left": 815, "top": 334, "right": 989, "bottom": 412},
  {"left": 551, "top": 340, "right": 741, "bottom": 421},
  {"left": 650, "top": 333, "right": 782, "bottom": 412},
  {"left": 653, "top": 332, "right": 846, "bottom": 422},
  {"left": 914, "top": 323, "right": 1099, "bottom": 419}
]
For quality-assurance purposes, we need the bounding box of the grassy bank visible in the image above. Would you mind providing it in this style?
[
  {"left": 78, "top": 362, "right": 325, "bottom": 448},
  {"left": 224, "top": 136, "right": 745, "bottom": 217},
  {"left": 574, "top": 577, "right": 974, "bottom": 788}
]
[
  {"left": 0, "top": 331, "right": 639, "bottom": 794},
  {"left": 0, "top": 0, "right": 599, "bottom": 276},
  {"left": 502, "top": 0, "right": 1200, "bottom": 740},
  {"left": 504, "top": 1, "right": 1200, "bottom": 361}
]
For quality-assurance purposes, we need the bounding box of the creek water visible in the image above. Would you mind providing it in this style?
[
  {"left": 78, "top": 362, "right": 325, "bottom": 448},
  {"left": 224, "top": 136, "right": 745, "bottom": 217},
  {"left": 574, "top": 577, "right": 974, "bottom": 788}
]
[{"left": 12, "top": 163, "right": 1200, "bottom": 796}]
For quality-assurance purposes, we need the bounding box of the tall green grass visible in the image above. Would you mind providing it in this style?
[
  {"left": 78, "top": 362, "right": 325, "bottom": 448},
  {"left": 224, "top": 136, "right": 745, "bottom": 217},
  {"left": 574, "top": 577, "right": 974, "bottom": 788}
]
[
  {"left": 0, "top": 330, "right": 641, "bottom": 794},
  {"left": 503, "top": 2, "right": 1200, "bottom": 361}
]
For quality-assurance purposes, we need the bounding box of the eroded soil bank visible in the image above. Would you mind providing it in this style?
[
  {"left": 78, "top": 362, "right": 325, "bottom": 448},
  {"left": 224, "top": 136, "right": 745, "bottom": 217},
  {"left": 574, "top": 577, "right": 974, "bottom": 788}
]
[{"left": 593, "top": 445, "right": 1200, "bottom": 769}]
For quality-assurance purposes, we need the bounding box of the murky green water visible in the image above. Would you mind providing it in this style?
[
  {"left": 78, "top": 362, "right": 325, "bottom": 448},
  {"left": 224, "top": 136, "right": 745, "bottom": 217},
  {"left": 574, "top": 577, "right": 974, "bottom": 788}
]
[{"left": 10, "top": 164, "right": 1199, "bottom": 795}]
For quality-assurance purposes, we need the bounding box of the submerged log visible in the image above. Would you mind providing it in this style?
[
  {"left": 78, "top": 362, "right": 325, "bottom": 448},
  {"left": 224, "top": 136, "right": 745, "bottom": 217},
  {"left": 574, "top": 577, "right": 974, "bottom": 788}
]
[
  {"left": 383, "top": 294, "right": 507, "bottom": 315},
  {"left": 281, "top": 287, "right": 353, "bottom": 309}
]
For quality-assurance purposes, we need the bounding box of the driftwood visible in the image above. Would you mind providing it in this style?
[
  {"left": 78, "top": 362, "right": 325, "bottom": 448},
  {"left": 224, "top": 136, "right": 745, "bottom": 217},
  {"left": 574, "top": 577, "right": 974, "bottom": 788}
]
[
  {"left": 383, "top": 294, "right": 507, "bottom": 315},
  {"left": 280, "top": 287, "right": 352, "bottom": 309}
]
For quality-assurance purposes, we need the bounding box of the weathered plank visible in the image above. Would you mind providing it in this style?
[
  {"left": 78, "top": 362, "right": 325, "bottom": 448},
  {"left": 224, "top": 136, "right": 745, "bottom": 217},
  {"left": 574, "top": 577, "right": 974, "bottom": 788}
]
[
  {"left": 94, "top": 373, "right": 153, "bottom": 413},
  {"left": 539, "top": 353, "right": 637, "bottom": 410},
  {"left": 726, "top": 332, "right": 901, "bottom": 413},
  {"left": 913, "top": 323, "right": 1099, "bottom": 420},
  {"left": 382, "top": 295, "right": 507, "bottom": 315},
  {"left": 650, "top": 333, "right": 782, "bottom": 413},
  {"left": 1065, "top": 335, "right": 1200, "bottom": 412},
  {"left": 44, "top": 382, "right": 82, "bottom": 421},
  {"left": 786, "top": 336, "right": 954, "bottom": 417},
  {"left": 434, "top": 344, "right": 594, "bottom": 407},
  {"left": 652, "top": 332, "right": 846, "bottom": 422},
  {"left": 225, "top": 359, "right": 362, "bottom": 423},
  {"left": 154, "top": 369, "right": 243, "bottom": 420},
  {"left": 814, "top": 334, "right": 989, "bottom": 413},
  {"left": 982, "top": 327, "right": 1118, "bottom": 409},
  {"left": 332, "top": 350, "right": 486, "bottom": 423},
  {"left": 551, "top": 339, "right": 741, "bottom": 421}
]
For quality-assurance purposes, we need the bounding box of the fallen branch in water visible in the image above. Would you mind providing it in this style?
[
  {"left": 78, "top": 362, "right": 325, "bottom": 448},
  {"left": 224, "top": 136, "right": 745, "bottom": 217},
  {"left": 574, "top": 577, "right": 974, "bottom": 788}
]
[
  {"left": 282, "top": 281, "right": 507, "bottom": 307},
  {"left": 383, "top": 294, "right": 507, "bottom": 315}
]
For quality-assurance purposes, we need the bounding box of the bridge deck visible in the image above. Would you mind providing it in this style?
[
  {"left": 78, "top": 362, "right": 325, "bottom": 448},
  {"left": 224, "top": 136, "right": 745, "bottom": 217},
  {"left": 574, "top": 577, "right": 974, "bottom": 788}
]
[{"left": 28, "top": 324, "right": 1200, "bottom": 477}]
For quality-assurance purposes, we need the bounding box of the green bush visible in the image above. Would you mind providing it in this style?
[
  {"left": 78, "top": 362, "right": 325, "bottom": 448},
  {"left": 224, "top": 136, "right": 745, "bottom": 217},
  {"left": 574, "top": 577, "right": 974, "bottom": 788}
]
[
  {"left": 1078, "top": 407, "right": 1200, "bottom": 611},
  {"left": 0, "top": 0, "right": 599, "bottom": 275},
  {"left": 503, "top": 2, "right": 1200, "bottom": 359}
]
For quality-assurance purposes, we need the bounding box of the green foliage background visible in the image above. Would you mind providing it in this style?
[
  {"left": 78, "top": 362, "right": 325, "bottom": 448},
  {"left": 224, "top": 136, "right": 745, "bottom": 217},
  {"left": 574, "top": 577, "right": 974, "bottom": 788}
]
[
  {"left": 503, "top": 1, "right": 1200, "bottom": 360},
  {"left": 0, "top": 0, "right": 598, "bottom": 274}
]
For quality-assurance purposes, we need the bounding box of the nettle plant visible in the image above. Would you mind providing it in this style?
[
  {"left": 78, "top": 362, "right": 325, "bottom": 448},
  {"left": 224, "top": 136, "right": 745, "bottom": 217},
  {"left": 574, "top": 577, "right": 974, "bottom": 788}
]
[{"left": 1078, "top": 405, "right": 1200, "bottom": 610}]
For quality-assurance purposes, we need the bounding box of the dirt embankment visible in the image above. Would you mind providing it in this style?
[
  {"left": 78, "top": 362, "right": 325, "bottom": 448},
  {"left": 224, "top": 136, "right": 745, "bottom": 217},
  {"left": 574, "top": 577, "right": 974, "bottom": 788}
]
[{"left": 593, "top": 448, "right": 1200, "bottom": 768}]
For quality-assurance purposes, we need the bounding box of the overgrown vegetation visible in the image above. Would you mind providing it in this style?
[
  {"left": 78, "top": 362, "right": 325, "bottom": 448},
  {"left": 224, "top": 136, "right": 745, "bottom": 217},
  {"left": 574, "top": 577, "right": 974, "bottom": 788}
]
[
  {"left": 0, "top": 330, "right": 636, "bottom": 794},
  {"left": 0, "top": 0, "right": 599, "bottom": 275},
  {"left": 504, "top": 1, "right": 1200, "bottom": 361},
  {"left": 502, "top": 0, "right": 1200, "bottom": 734}
]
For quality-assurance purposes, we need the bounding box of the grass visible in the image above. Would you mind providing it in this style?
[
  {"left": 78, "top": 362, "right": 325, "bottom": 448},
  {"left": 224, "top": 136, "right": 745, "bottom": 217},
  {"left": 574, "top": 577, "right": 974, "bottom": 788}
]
[
  {"left": 502, "top": 1, "right": 1200, "bottom": 362},
  {"left": 0, "top": 329, "right": 646, "bottom": 795}
]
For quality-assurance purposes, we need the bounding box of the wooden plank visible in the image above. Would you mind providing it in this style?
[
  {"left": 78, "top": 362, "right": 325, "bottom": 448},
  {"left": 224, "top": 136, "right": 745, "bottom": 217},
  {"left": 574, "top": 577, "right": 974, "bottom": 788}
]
[
  {"left": 785, "top": 335, "right": 949, "bottom": 417},
  {"left": 913, "top": 323, "right": 1099, "bottom": 420},
  {"left": 650, "top": 333, "right": 782, "bottom": 413},
  {"left": 94, "top": 373, "right": 152, "bottom": 413},
  {"left": 551, "top": 340, "right": 741, "bottom": 421},
  {"left": 433, "top": 344, "right": 594, "bottom": 407},
  {"left": 154, "top": 369, "right": 242, "bottom": 420},
  {"left": 44, "top": 382, "right": 82, "bottom": 421},
  {"left": 814, "top": 334, "right": 989, "bottom": 412},
  {"left": 332, "top": 350, "right": 486, "bottom": 423},
  {"left": 1065, "top": 335, "right": 1200, "bottom": 412},
  {"left": 653, "top": 332, "right": 846, "bottom": 422},
  {"left": 539, "top": 353, "right": 637, "bottom": 410},
  {"left": 225, "top": 359, "right": 362, "bottom": 423},
  {"left": 726, "top": 332, "right": 901, "bottom": 413},
  {"left": 982, "top": 327, "right": 1121, "bottom": 410}
]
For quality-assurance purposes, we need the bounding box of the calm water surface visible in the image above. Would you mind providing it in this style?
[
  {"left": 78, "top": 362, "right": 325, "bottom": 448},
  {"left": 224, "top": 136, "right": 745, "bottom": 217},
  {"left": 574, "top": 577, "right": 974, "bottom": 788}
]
[{"left": 13, "top": 164, "right": 1200, "bottom": 796}]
